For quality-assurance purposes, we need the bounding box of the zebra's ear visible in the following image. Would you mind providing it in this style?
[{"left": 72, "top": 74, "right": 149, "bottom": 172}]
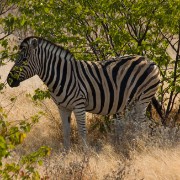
[{"left": 30, "top": 38, "right": 38, "bottom": 49}]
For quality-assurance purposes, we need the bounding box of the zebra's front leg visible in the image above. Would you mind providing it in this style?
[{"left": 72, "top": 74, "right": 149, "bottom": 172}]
[
  {"left": 58, "top": 108, "right": 72, "bottom": 150},
  {"left": 74, "top": 107, "right": 88, "bottom": 149}
]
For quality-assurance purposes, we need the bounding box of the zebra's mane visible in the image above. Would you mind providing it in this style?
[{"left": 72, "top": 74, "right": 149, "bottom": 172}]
[{"left": 22, "top": 36, "right": 74, "bottom": 58}]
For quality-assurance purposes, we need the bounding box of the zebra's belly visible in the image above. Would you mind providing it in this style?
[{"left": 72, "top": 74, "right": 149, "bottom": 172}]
[
  {"left": 86, "top": 108, "right": 122, "bottom": 116},
  {"left": 85, "top": 96, "right": 126, "bottom": 115}
]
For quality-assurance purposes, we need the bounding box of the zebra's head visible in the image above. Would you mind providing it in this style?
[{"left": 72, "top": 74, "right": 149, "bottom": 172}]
[{"left": 7, "top": 37, "right": 39, "bottom": 87}]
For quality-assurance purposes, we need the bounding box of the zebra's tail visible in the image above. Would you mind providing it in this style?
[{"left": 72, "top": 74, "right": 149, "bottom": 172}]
[{"left": 151, "top": 97, "right": 166, "bottom": 125}]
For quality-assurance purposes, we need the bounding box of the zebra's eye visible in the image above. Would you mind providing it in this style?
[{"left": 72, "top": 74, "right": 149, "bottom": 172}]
[{"left": 21, "top": 47, "right": 26, "bottom": 52}]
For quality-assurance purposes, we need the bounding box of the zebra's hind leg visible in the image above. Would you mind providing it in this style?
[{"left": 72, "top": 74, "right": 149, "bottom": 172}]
[
  {"left": 111, "top": 113, "right": 125, "bottom": 144},
  {"left": 134, "top": 101, "right": 149, "bottom": 122},
  {"left": 74, "top": 107, "right": 88, "bottom": 150},
  {"left": 58, "top": 108, "right": 72, "bottom": 150}
]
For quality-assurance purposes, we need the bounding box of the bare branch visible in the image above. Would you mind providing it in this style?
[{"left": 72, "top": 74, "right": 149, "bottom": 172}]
[
  {"left": 85, "top": 33, "right": 100, "bottom": 61},
  {"left": 0, "top": 33, "right": 11, "bottom": 41},
  {"left": 160, "top": 31, "right": 178, "bottom": 52},
  {"left": 1, "top": 4, "right": 17, "bottom": 15},
  {"left": 169, "top": 93, "right": 179, "bottom": 113},
  {"left": 126, "top": 23, "right": 138, "bottom": 42},
  {"left": 139, "top": 18, "right": 151, "bottom": 43}
]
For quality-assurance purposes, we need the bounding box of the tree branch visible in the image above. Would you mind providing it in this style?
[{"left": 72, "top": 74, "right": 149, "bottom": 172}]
[
  {"left": 0, "top": 33, "right": 11, "bottom": 41},
  {"left": 169, "top": 92, "right": 179, "bottom": 113},
  {"left": 2, "top": 5, "right": 15, "bottom": 15},
  {"left": 85, "top": 33, "right": 100, "bottom": 61},
  {"left": 166, "top": 23, "right": 180, "bottom": 117},
  {"left": 160, "top": 31, "right": 177, "bottom": 52},
  {"left": 126, "top": 23, "right": 138, "bottom": 42}
]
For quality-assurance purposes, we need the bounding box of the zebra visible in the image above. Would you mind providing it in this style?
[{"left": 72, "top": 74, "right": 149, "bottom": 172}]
[{"left": 7, "top": 37, "right": 160, "bottom": 149}]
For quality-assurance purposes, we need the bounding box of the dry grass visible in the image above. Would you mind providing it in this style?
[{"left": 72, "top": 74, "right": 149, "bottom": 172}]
[
  {"left": 132, "top": 147, "right": 180, "bottom": 180},
  {"left": 0, "top": 58, "right": 180, "bottom": 179}
]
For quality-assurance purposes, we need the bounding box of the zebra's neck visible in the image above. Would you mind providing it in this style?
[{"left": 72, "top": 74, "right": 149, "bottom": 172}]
[{"left": 37, "top": 40, "right": 76, "bottom": 94}]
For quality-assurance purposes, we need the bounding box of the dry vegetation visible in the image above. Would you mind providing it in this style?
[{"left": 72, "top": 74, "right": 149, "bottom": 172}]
[{"left": 0, "top": 62, "right": 180, "bottom": 180}]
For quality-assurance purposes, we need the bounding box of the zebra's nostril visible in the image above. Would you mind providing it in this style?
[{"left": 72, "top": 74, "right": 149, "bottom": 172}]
[{"left": 7, "top": 76, "right": 13, "bottom": 85}]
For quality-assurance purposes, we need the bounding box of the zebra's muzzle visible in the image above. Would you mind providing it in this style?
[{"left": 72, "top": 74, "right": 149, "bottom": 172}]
[{"left": 7, "top": 73, "right": 20, "bottom": 87}]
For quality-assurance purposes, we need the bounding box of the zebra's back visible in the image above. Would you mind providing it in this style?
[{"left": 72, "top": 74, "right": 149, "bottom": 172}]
[{"left": 75, "top": 55, "right": 160, "bottom": 115}]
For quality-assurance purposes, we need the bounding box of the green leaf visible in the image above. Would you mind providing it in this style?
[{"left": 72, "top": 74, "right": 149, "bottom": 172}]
[
  {"left": 10, "top": 97, "right": 16, "bottom": 102},
  {"left": 32, "top": 88, "right": 50, "bottom": 101}
]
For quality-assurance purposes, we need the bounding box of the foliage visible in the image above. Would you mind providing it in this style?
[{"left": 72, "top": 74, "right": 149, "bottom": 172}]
[
  {"left": 0, "top": 3, "right": 52, "bottom": 175},
  {"left": 0, "top": 107, "right": 50, "bottom": 179},
  {"left": 0, "top": 0, "right": 25, "bottom": 64},
  {"left": 32, "top": 88, "right": 51, "bottom": 101}
]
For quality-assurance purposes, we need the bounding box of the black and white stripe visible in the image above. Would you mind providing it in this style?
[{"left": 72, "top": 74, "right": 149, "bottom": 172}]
[{"left": 7, "top": 37, "right": 160, "bottom": 149}]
